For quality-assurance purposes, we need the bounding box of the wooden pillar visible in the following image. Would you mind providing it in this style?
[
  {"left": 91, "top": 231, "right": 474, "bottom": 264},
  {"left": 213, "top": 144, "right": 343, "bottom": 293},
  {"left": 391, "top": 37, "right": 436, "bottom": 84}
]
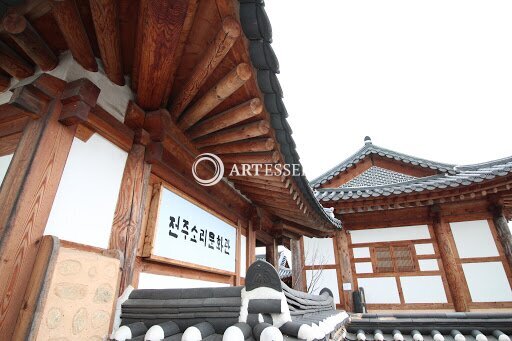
[
  {"left": 234, "top": 221, "right": 242, "bottom": 286},
  {"left": 490, "top": 204, "right": 512, "bottom": 271},
  {"left": 110, "top": 101, "right": 151, "bottom": 292},
  {"left": 246, "top": 219, "right": 256, "bottom": 270},
  {"left": 431, "top": 209, "right": 470, "bottom": 312},
  {"left": 266, "top": 237, "right": 278, "bottom": 269},
  {"left": 291, "top": 237, "right": 306, "bottom": 291},
  {"left": 335, "top": 230, "right": 354, "bottom": 312},
  {"left": 0, "top": 74, "right": 99, "bottom": 338}
]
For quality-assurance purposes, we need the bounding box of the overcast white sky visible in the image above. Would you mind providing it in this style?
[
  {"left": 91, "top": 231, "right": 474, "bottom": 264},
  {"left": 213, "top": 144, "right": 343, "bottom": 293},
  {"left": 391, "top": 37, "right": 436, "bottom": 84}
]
[{"left": 264, "top": 1, "right": 512, "bottom": 180}]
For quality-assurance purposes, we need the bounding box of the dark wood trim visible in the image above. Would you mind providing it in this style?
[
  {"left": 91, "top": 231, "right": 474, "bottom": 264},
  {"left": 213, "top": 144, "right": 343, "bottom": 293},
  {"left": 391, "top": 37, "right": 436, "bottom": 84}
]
[
  {"left": 137, "top": 257, "right": 233, "bottom": 285},
  {"left": 0, "top": 75, "right": 99, "bottom": 339},
  {"left": 366, "top": 303, "right": 454, "bottom": 311},
  {"left": 110, "top": 143, "right": 152, "bottom": 291}
]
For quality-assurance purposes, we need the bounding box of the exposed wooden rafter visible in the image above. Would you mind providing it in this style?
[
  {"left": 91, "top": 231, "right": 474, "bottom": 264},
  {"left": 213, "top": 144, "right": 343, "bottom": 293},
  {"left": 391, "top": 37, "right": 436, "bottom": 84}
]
[
  {"left": 51, "top": 0, "right": 98, "bottom": 72},
  {"left": 2, "top": 8, "right": 58, "bottom": 71}
]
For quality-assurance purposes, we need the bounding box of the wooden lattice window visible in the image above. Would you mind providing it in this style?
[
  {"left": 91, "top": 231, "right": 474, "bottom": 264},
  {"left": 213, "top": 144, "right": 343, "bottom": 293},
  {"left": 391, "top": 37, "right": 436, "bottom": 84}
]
[{"left": 373, "top": 245, "right": 417, "bottom": 273}]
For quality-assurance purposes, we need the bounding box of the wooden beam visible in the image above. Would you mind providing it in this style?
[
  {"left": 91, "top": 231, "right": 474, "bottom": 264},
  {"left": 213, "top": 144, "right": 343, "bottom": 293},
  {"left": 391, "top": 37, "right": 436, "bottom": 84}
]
[
  {"left": 144, "top": 113, "right": 252, "bottom": 216},
  {"left": 220, "top": 151, "right": 279, "bottom": 165},
  {"left": 2, "top": 9, "right": 58, "bottom": 71},
  {"left": 0, "top": 74, "right": 10, "bottom": 92},
  {"left": 0, "top": 115, "right": 29, "bottom": 139},
  {"left": 170, "top": 17, "right": 241, "bottom": 118},
  {"left": 236, "top": 184, "right": 290, "bottom": 199},
  {"left": 144, "top": 109, "right": 250, "bottom": 213},
  {"left": 89, "top": 0, "right": 124, "bottom": 85},
  {"left": 161, "top": 0, "right": 199, "bottom": 107},
  {"left": 231, "top": 180, "right": 288, "bottom": 193},
  {"left": 135, "top": 0, "right": 188, "bottom": 110},
  {"left": 0, "top": 75, "right": 99, "bottom": 339},
  {"left": 0, "top": 40, "right": 34, "bottom": 78},
  {"left": 146, "top": 144, "right": 247, "bottom": 224},
  {"left": 178, "top": 63, "right": 252, "bottom": 130},
  {"left": 201, "top": 137, "right": 274, "bottom": 155},
  {"left": 110, "top": 143, "right": 151, "bottom": 291},
  {"left": 229, "top": 175, "right": 287, "bottom": 187},
  {"left": 188, "top": 98, "right": 263, "bottom": 139},
  {"left": 84, "top": 105, "right": 134, "bottom": 152},
  {"left": 51, "top": 0, "right": 98, "bottom": 72},
  {"left": 0, "top": 132, "right": 22, "bottom": 156},
  {"left": 195, "top": 120, "right": 270, "bottom": 148}
]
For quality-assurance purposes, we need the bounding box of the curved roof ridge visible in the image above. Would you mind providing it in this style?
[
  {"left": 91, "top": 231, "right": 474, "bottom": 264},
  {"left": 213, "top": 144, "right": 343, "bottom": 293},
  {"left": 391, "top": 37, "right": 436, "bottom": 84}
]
[
  {"left": 316, "top": 174, "right": 447, "bottom": 193},
  {"left": 314, "top": 154, "right": 512, "bottom": 202},
  {"left": 310, "top": 144, "right": 372, "bottom": 186},
  {"left": 311, "top": 142, "right": 456, "bottom": 188},
  {"left": 456, "top": 155, "right": 512, "bottom": 171}
]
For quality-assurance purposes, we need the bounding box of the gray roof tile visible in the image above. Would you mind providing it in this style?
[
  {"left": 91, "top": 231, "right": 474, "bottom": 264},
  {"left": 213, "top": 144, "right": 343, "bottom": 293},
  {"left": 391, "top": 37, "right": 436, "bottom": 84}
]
[
  {"left": 311, "top": 140, "right": 456, "bottom": 189},
  {"left": 315, "top": 156, "right": 512, "bottom": 202}
]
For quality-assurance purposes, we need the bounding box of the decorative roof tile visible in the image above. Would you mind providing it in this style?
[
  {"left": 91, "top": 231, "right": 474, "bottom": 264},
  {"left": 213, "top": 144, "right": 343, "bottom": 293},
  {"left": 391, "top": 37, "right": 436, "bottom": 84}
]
[
  {"left": 311, "top": 138, "right": 456, "bottom": 189},
  {"left": 314, "top": 156, "right": 512, "bottom": 202},
  {"left": 341, "top": 166, "right": 417, "bottom": 188}
]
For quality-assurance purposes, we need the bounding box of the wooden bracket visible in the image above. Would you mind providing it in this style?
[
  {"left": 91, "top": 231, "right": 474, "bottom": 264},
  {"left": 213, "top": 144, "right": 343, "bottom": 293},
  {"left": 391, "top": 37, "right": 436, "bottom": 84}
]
[
  {"left": 59, "top": 78, "right": 100, "bottom": 126},
  {"left": 143, "top": 109, "right": 172, "bottom": 142},
  {"left": 144, "top": 142, "right": 164, "bottom": 164}
]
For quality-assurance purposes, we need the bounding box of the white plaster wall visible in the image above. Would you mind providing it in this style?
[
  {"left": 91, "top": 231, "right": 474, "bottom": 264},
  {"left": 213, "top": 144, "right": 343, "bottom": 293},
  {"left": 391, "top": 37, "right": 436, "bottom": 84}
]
[
  {"left": 414, "top": 243, "right": 435, "bottom": 255},
  {"left": 357, "top": 277, "right": 401, "bottom": 304},
  {"left": 138, "top": 273, "right": 229, "bottom": 289},
  {"left": 400, "top": 276, "right": 447, "bottom": 303},
  {"left": 418, "top": 259, "right": 439, "bottom": 271},
  {"left": 462, "top": 262, "right": 512, "bottom": 302},
  {"left": 353, "top": 247, "right": 370, "bottom": 258},
  {"left": 0, "top": 154, "right": 13, "bottom": 186},
  {"left": 45, "top": 134, "right": 127, "bottom": 249},
  {"left": 350, "top": 225, "right": 430, "bottom": 244},
  {"left": 241, "top": 235, "right": 247, "bottom": 278},
  {"left": 355, "top": 262, "right": 373, "bottom": 274},
  {"left": 304, "top": 237, "right": 336, "bottom": 265},
  {"left": 306, "top": 268, "right": 340, "bottom": 304},
  {"left": 450, "top": 220, "right": 499, "bottom": 258}
]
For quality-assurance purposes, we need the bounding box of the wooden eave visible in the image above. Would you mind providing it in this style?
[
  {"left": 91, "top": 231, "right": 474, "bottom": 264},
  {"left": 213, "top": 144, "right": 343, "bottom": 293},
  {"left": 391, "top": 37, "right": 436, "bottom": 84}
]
[
  {"left": 322, "top": 174, "right": 512, "bottom": 220},
  {"left": 0, "top": 0, "right": 339, "bottom": 236}
]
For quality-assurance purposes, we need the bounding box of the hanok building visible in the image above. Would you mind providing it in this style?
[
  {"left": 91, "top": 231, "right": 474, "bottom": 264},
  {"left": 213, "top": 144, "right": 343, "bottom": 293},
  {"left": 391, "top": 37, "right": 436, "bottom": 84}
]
[
  {"left": 308, "top": 136, "right": 512, "bottom": 314},
  {"left": 0, "top": 0, "right": 511, "bottom": 340},
  {"left": 0, "top": 0, "right": 349, "bottom": 340}
]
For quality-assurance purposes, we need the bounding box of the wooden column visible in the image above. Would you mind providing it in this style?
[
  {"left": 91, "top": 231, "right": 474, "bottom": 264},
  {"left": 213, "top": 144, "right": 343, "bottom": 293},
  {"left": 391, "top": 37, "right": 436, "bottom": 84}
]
[
  {"left": 235, "top": 221, "right": 242, "bottom": 286},
  {"left": 0, "top": 74, "right": 99, "bottom": 338},
  {"left": 110, "top": 102, "right": 151, "bottom": 292},
  {"left": 266, "top": 237, "right": 278, "bottom": 269},
  {"left": 291, "top": 237, "right": 306, "bottom": 291},
  {"left": 246, "top": 219, "right": 256, "bottom": 270},
  {"left": 490, "top": 204, "right": 512, "bottom": 271},
  {"left": 431, "top": 210, "right": 470, "bottom": 312},
  {"left": 335, "top": 230, "right": 354, "bottom": 312}
]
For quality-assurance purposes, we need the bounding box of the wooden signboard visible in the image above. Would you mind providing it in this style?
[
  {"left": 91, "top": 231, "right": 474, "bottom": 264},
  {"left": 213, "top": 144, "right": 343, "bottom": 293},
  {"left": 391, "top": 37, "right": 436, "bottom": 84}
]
[{"left": 143, "top": 184, "right": 237, "bottom": 275}]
